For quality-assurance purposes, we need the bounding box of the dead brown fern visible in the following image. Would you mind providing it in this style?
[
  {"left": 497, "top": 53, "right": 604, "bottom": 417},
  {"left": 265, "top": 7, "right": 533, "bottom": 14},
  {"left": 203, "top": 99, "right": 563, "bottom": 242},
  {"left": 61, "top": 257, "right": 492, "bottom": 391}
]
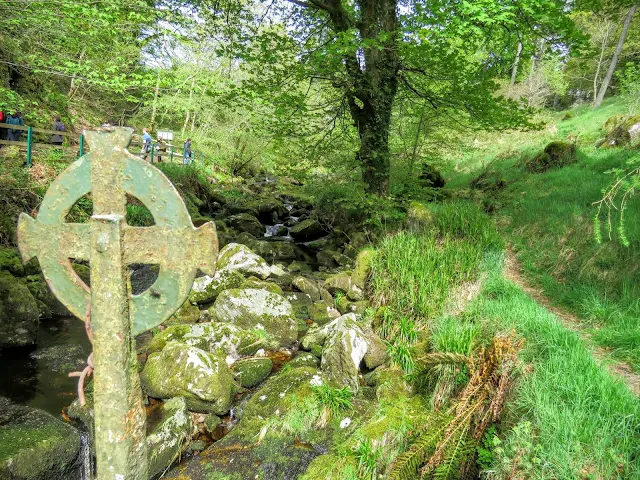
[{"left": 389, "top": 332, "right": 522, "bottom": 480}]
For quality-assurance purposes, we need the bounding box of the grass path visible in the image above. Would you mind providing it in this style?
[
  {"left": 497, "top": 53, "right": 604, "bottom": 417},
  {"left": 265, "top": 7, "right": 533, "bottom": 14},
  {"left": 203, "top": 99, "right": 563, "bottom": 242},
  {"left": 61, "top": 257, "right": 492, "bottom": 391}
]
[{"left": 504, "top": 248, "right": 640, "bottom": 396}]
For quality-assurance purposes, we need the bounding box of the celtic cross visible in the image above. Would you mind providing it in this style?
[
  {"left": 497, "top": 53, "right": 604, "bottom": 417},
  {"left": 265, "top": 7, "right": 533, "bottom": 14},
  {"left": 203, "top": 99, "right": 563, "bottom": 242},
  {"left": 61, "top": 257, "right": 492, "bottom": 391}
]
[{"left": 18, "top": 127, "right": 218, "bottom": 479}]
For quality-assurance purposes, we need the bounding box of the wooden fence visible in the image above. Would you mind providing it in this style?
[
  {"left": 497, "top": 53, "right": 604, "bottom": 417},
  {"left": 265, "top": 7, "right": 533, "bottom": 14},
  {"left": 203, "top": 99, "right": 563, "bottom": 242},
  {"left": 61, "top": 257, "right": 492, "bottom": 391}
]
[{"left": 0, "top": 123, "right": 204, "bottom": 168}]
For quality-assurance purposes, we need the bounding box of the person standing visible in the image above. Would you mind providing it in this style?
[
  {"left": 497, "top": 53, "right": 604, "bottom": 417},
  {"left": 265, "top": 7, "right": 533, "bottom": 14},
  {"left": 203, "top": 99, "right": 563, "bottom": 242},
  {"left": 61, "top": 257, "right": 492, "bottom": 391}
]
[
  {"left": 184, "top": 138, "right": 192, "bottom": 165},
  {"left": 0, "top": 109, "right": 6, "bottom": 141},
  {"left": 51, "top": 116, "right": 65, "bottom": 146},
  {"left": 7, "top": 111, "right": 24, "bottom": 142},
  {"left": 156, "top": 137, "right": 167, "bottom": 163},
  {"left": 140, "top": 128, "right": 152, "bottom": 160}
]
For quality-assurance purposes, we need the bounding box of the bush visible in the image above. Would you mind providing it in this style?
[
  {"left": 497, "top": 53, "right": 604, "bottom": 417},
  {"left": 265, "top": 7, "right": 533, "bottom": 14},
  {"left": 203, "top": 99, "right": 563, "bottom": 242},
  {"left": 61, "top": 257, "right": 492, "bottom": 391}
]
[{"left": 305, "top": 180, "right": 406, "bottom": 231}]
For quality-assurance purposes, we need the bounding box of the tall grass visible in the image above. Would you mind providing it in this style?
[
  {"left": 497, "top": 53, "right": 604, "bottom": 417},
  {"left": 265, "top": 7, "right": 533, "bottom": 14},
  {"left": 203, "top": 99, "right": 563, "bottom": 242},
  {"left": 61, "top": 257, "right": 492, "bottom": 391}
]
[
  {"left": 473, "top": 255, "right": 640, "bottom": 479},
  {"left": 370, "top": 200, "right": 502, "bottom": 334},
  {"left": 444, "top": 98, "right": 640, "bottom": 369}
]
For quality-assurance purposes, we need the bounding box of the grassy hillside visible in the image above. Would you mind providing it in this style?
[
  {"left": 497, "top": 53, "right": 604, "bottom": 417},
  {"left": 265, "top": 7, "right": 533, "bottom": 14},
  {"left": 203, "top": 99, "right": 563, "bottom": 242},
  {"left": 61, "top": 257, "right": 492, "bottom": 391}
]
[{"left": 443, "top": 99, "right": 640, "bottom": 370}]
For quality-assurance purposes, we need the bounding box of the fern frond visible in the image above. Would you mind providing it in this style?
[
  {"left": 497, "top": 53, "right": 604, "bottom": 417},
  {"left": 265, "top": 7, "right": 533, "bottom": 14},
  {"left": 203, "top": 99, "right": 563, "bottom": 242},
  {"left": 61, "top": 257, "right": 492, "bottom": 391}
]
[
  {"left": 388, "top": 427, "right": 444, "bottom": 480},
  {"left": 418, "top": 352, "right": 470, "bottom": 368},
  {"left": 428, "top": 429, "right": 476, "bottom": 480}
]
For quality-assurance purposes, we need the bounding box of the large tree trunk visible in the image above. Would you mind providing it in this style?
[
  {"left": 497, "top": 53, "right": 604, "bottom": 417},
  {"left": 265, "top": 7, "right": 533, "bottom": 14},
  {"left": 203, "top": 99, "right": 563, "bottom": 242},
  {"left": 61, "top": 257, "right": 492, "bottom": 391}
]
[
  {"left": 594, "top": 3, "right": 638, "bottom": 108},
  {"left": 297, "top": 0, "right": 399, "bottom": 194}
]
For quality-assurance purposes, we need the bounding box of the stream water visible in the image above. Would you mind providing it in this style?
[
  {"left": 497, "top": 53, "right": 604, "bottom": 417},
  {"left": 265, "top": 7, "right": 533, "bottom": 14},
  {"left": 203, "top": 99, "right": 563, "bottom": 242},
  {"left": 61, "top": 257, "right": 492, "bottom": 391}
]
[{"left": 0, "top": 316, "right": 90, "bottom": 416}]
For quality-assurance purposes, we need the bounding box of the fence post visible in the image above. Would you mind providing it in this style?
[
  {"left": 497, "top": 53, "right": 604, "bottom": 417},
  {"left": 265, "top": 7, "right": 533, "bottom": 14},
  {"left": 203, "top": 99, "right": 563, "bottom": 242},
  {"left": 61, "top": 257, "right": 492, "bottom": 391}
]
[
  {"left": 79, "top": 134, "right": 85, "bottom": 158},
  {"left": 26, "top": 126, "right": 33, "bottom": 167},
  {"left": 150, "top": 143, "right": 155, "bottom": 163},
  {"left": 170, "top": 146, "right": 174, "bottom": 163}
]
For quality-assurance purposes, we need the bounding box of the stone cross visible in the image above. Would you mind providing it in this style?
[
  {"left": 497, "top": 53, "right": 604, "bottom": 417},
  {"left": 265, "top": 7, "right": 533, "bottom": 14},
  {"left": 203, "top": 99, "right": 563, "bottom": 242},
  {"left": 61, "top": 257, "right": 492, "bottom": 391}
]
[{"left": 17, "top": 128, "right": 218, "bottom": 479}]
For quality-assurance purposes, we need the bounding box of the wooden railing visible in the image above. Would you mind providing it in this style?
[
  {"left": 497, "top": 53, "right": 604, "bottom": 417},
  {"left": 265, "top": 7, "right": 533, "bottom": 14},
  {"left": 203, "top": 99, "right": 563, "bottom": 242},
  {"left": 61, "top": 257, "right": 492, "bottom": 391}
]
[{"left": 0, "top": 123, "right": 207, "bottom": 168}]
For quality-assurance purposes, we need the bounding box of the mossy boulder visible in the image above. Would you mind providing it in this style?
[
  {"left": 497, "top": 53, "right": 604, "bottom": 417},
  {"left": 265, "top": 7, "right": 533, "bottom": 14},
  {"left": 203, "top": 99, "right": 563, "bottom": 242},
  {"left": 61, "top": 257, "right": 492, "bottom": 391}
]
[
  {"left": 246, "top": 240, "right": 302, "bottom": 264},
  {"left": 598, "top": 115, "right": 640, "bottom": 148},
  {"left": 288, "top": 352, "right": 320, "bottom": 368},
  {"left": 213, "top": 288, "right": 298, "bottom": 347},
  {"left": 336, "top": 297, "right": 369, "bottom": 314},
  {"left": 148, "top": 322, "right": 268, "bottom": 363},
  {"left": 217, "top": 243, "right": 271, "bottom": 280},
  {"left": 147, "top": 397, "right": 194, "bottom": 478},
  {"left": 324, "top": 272, "right": 364, "bottom": 301},
  {"left": 162, "top": 367, "right": 325, "bottom": 480},
  {"left": 307, "top": 301, "right": 341, "bottom": 326},
  {"left": 189, "top": 269, "right": 246, "bottom": 304},
  {"left": 316, "top": 250, "right": 352, "bottom": 269},
  {"left": 526, "top": 141, "right": 577, "bottom": 173},
  {"left": 24, "top": 274, "right": 69, "bottom": 318},
  {"left": 0, "top": 247, "right": 24, "bottom": 276},
  {"left": 285, "top": 292, "right": 314, "bottom": 322},
  {"left": 246, "top": 198, "right": 288, "bottom": 224},
  {"left": 289, "top": 260, "right": 313, "bottom": 273},
  {"left": 407, "top": 201, "right": 434, "bottom": 230},
  {"left": 293, "top": 276, "right": 332, "bottom": 302},
  {"left": 0, "top": 396, "right": 81, "bottom": 480},
  {"left": 140, "top": 343, "right": 237, "bottom": 414},
  {"left": 301, "top": 313, "right": 387, "bottom": 391},
  {"left": 226, "top": 213, "right": 264, "bottom": 237},
  {"left": 241, "top": 276, "right": 284, "bottom": 295},
  {"left": 352, "top": 249, "right": 374, "bottom": 289},
  {"left": 0, "top": 271, "right": 39, "bottom": 349},
  {"left": 290, "top": 218, "right": 326, "bottom": 241},
  {"left": 165, "top": 299, "right": 201, "bottom": 326},
  {"left": 30, "top": 344, "right": 87, "bottom": 374},
  {"left": 234, "top": 357, "right": 273, "bottom": 388}
]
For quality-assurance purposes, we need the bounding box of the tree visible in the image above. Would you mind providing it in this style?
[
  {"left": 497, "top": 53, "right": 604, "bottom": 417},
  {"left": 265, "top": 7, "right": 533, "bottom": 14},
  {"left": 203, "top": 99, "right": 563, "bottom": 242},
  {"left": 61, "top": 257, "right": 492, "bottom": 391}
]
[
  {"left": 202, "top": 0, "right": 577, "bottom": 194},
  {"left": 594, "top": 2, "right": 639, "bottom": 107}
]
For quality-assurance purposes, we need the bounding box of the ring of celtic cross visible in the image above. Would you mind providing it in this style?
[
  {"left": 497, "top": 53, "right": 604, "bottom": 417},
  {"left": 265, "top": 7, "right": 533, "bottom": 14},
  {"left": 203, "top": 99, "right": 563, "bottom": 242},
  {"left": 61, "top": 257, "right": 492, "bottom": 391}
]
[{"left": 17, "top": 127, "right": 218, "bottom": 335}]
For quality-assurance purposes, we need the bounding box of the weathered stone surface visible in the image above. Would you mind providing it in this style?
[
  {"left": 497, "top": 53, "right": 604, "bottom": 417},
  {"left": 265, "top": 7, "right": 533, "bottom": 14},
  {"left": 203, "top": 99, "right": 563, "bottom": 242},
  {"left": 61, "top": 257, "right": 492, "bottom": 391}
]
[
  {"left": 251, "top": 240, "right": 302, "bottom": 263},
  {"left": 147, "top": 397, "right": 194, "bottom": 478},
  {"left": 217, "top": 243, "right": 271, "bottom": 280},
  {"left": 301, "top": 314, "right": 387, "bottom": 391},
  {"left": 322, "top": 272, "right": 364, "bottom": 302},
  {"left": 336, "top": 297, "right": 369, "bottom": 315},
  {"left": 288, "top": 352, "right": 320, "bottom": 368},
  {"left": 242, "top": 276, "right": 284, "bottom": 295},
  {"left": 293, "top": 276, "right": 330, "bottom": 302},
  {"left": 213, "top": 288, "right": 298, "bottom": 346},
  {"left": 166, "top": 299, "right": 201, "bottom": 326},
  {"left": 0, "top": 271, "right": 39, "bottom": 349},
  {"left": 148, "top": 322, "right": 269, "bottom": 364},
  {"left": 0, "top": 396, "right": 81, "bottom": 480},
  {"left": 30, "top": 344, "right": 87, "bottom": 373},
  {"left": 227, "top": 213, "right": 264, "bottom": 237},
  {"left": 189, "top": 269, "right": 246, "bottom": 304},
  {"left": 162, "top": 367, "right": 325, "bottom": 480},
  {"left": 307, "top": 301, "right": 341, "bottom": 326},
  {"left": 316, "top": 250, "right": 352, "bottom": 269},
  {"left": 289, "top": 260, "right": 313, "bottom": 273},
  {"left": 323, "top": 272, "right": 353, "bottom": 295},
  {"left": 140, "top": 344, "right": 237, "bottom": 414},
  {"left": 289, "top": 218, "right": 325, "bottom": 241},
  {"left": 234, "top": 357, "right": 273, "bottom": 388},
  {"left": 352, "top": 248, "right": 375, "bottom": 289}
]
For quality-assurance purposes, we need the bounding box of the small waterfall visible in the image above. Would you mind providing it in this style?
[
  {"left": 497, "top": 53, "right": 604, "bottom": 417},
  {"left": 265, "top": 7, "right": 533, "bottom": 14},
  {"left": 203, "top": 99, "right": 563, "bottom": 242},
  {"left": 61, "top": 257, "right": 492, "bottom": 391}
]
[{"left": 79, "top": 432, "right": 94, "bottom": 480}]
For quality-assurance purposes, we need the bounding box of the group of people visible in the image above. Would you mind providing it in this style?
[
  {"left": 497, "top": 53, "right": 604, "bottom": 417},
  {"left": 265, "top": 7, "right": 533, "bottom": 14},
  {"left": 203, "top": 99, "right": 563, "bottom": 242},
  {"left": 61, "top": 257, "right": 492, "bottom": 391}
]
[
  {"left": 0, "top": 110, "right": 65, "bottom": 145},
  {"left": 140, "top": 128, "right": 193, "bottom": 165},
  {"left": 0, "top": 110, "right": 24, "bottom": 142}
]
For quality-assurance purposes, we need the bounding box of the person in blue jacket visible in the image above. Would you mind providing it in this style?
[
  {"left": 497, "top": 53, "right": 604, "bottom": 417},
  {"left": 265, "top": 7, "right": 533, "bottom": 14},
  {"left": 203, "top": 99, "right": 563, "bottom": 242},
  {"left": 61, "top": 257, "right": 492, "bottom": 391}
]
[{"left": 7, "top": 111, "right": 24, "bottom": 142}]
